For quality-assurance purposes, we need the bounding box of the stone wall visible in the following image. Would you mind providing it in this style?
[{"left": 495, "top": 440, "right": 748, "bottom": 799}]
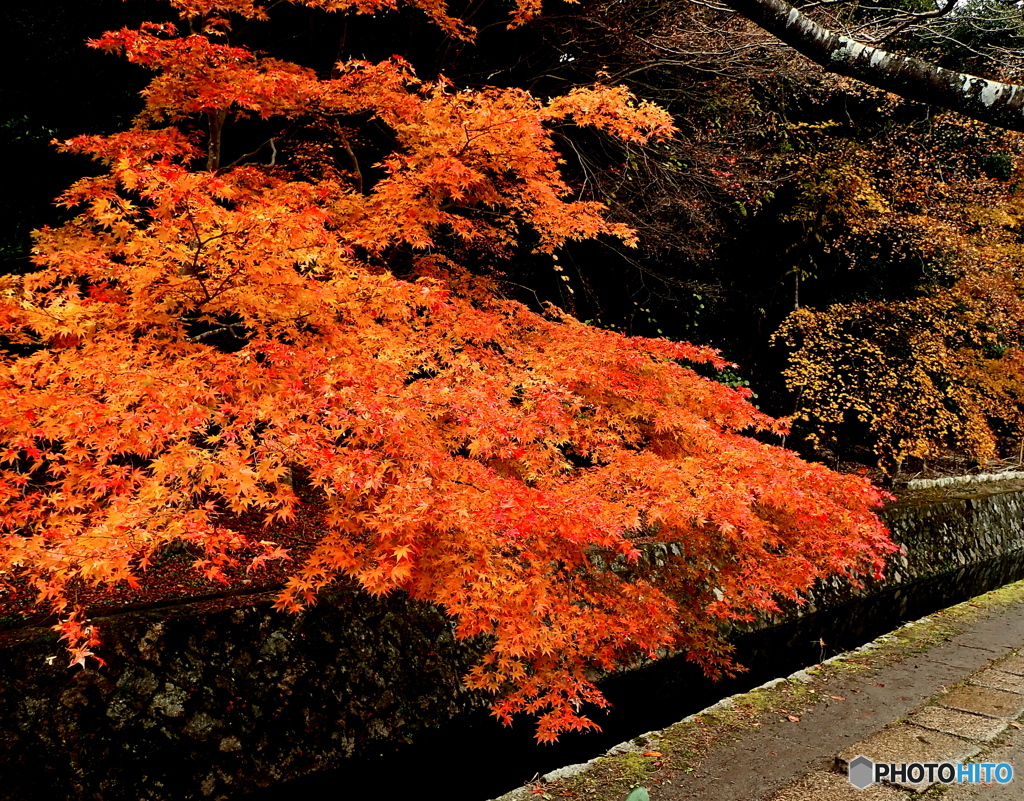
[
  {"left": 779, "top": 479, "right": 1024, "bottom": 619},
  {"left": 886, "top": 479, "right": 1024, "bottom": 580},
  {"left": 0, "top": 589, "right": 492, "bottom": 800},
  {"left": 2, "top": 479, "right": 1024, "bottom": 800}
]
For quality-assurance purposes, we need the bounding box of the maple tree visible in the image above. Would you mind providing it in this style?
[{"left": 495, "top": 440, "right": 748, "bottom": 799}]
[{"left": 0, "top": 0, "right": 896, "bottom": 740}]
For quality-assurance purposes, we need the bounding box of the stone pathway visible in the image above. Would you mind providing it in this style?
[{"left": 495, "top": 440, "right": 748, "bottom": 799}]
[{"left": 768, "top": 644, "right": 1024, "bottom": 798}]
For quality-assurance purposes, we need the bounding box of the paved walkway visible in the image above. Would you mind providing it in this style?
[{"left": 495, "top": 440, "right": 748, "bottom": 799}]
[
  {"left": 664, "top": 597, "right": 1024, "bottom": 801},
  {"left": 655, "top": 602, "right": 1024, "bottom": 801},
  {"left": 494, "top": 587, "right": 1024, "bottom": 801},
  {"left": 768, "top": 633, "right": 1024, "bottom": 799}
]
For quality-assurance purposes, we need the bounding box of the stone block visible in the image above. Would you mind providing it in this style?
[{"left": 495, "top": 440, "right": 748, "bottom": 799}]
[
  {"left": 940, "top": 685, "right": 1024, "bottom": 719},
  {"left": 970, "top": 668, "right": 1024, "bottom": 695},
  {"left": 993, "top": 652, "right": 1024, "bottom": 677},
  {"left": 908, "top": 705, "right": 1007, "bottom": 742}
]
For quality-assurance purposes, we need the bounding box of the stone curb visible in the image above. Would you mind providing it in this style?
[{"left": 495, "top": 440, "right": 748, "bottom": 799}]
[{"left": 905, "top": 471, "right": 1024, "bottom": 490}]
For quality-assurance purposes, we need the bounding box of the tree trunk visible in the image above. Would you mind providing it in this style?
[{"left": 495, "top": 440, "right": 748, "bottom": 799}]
[{"left": 720, "top": 0, "right": 1024, "bottom": 131}]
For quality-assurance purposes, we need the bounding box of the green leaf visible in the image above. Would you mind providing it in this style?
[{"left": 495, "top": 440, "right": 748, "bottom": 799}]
[{"left": 625, "top": 788, "right": 650, "bottom": 801}]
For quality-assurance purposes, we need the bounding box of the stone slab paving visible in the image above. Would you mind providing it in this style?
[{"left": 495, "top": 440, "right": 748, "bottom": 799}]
[
  {"left": 969, "top": 668, "right": 1024, "bottom": 695},
  {"left": 826, "top": 650, "right": 1024, "bottom": 794},
  {"left": 939, "top": 685, "right": 1024, "bottom": 719},
  {"left": 837, "top": 725, "right": 980, "bottom": 792},
  {"left": 766, "top": 648, "right": 1024, "bottom": 798},
  {"left": 769, "top": 770, "right": 908, "bottom": 801},
  {"left": 993, "top": 653, "right": 1024, "bottom": 677},
  {"left": 822, "top": 648, "right": 1024, "bottom": 795},
  {"left": 908, "top": 705, "right": 1008, "bottom": 742}
]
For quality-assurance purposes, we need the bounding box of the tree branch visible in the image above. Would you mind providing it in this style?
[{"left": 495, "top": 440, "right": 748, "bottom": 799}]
[
  {"left": 717, "top": 0, "right": 1024, "bottom": 131},
  {"left": 877, "top": 0, "right": 962, "bottom": 44},
  {"left": 206, "top": 110, "right": 228, "bottom": 172}
]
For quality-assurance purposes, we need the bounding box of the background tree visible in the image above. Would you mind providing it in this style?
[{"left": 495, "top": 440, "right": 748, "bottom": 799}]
[
  {"left": 769, "top": 90, "right": 1024, "bottom": 473},
  {"left": 530, "top": 0, "right": 1024, "bottom": 473}
]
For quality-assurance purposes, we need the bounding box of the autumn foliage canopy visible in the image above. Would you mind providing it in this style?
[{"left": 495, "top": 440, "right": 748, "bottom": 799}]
[{"left": 0, "top": 0, "right": 895, "bottom": 739}]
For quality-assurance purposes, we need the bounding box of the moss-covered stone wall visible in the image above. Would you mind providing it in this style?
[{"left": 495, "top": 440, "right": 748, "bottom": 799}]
[
  {"left": 0, "top": 589, "right": 493, "bottom": 800},
  {"left": 885, "top": 479, "right": 1024, "bottom": 581}
]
